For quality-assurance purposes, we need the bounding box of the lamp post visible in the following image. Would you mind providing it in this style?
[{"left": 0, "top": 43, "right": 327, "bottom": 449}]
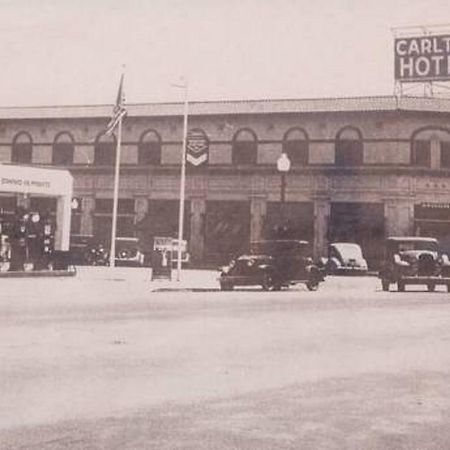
[
  {"left": 172, "top": 78, "right": 189, "bottom": 282},
  {"left": 276, "top": 153, "right": 291, "bottom": 227}
]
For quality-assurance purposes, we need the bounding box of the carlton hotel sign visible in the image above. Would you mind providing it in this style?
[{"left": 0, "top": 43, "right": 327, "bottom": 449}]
[{"left": 395, "top": 34, "right": 450, "bottom": 82}]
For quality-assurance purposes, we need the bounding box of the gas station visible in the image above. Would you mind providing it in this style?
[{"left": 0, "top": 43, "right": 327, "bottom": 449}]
[{"left": 0, "top": 164, "right": 75, "bottom": 275}]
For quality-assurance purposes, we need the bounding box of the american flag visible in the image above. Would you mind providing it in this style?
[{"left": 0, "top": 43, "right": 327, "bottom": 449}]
[{"left": 105, "top": 74, "right": 126, "bottom": 135}]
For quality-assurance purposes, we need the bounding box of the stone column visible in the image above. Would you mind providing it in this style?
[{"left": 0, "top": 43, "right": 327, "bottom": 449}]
[
  {"left": 313, "top": 199, "right": 330, "bottom": 260},
  {"left": 250, "top": 197, "right": 267, "bottom": 242},
  {"left": 190, "top": 198, "right": 206, "bottom": 265},
  {"left": 80, "top": 197, "right": 95, "bottom": 236},
  {"left": 384, "top": 199, "right": 414, "bottom": 237},
  {"left": 135, "top": 197, "right": 148, "bottom": 223},
  {"left": 55, "top": 195, "right": 71, "bottom": 251}
]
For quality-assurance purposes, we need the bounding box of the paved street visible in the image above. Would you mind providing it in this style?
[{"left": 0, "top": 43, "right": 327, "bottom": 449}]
[{"left": 1, "top": 269, "right": 450, "bottom": 449}]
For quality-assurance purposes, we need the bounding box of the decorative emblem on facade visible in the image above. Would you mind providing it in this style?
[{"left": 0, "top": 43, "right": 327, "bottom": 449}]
[{"left": 186, "top": 129, "right": 209, "bottom": 166}]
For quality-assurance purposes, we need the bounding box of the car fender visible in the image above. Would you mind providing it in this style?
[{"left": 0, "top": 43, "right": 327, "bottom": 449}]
[{"left": 306, "top": 264, "right": 325, "bottom": 282}]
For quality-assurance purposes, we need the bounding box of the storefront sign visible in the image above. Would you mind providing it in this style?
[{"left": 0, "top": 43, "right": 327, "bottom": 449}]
[
  {"left": 186, "top": 129, "right": 209, "bottom": 167},
  {"left": 0, "top": 165, "right": 72, "bottom": 196},
  {"left": 395, "top": 34, "right": 450, "bottom": 82},
  {"left": 420, "top": 202, "right": 450, "bottom": 209}
]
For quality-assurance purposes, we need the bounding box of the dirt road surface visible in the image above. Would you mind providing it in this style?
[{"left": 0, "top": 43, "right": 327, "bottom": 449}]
[{"left": 1, "top": 270, "right": 450, "bottom": 449}]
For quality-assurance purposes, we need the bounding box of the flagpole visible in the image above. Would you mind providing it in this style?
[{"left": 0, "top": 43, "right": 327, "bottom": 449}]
[
  {"left": 109, "top": 115, "right": 122, "bottom": 268},
  {"left": 176, "top": 80, "right": 188, "bottom": 282}
]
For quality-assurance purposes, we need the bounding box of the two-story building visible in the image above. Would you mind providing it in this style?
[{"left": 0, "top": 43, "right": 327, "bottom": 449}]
[{"left": 1, "top": 95, "right": 450, "bottom": 267}]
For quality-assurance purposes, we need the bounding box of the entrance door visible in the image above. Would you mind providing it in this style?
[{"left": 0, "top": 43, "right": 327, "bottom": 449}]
[
  {"left": 264, "top": 202, "right": 314, "bottom": 241},
  {"left": 329, "top": 202, "right": 384, "bottom": 269},
  {"left": 204, "top": 201, "right": 251, "bottom": 264},
  {"left": 414, "top": 204, "right": 450, "bottom": 254}
]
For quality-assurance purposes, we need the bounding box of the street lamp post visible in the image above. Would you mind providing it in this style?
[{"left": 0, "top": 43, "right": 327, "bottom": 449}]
[
  {"left": 172, "top": 78, "right": 189, "bottom": 282},
  {"left": 276, "top": 153, "right": 291, "bottom": 227}
]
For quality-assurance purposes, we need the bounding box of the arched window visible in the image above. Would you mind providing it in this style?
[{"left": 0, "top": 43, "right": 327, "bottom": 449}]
[
  {"left": 52, "top": 132, "right": 75, "bottom": 165},
  {"left": 411, "top": 127, "right": 450, "bottom": 168},
  {"left": 232, "top": 129, "right": 257, "bottom": 165},
  {"left": 12, "top": 132, "right": 33, "bottom": 164},
  {"left": 335, "top": 126, "right": 363, "bottom": 166},
  {"left": 138, "top": 130, "right": 161, "bottom": 165},
  {"left": 94, "top": 133, "right": 116, "bottom": 166},
  {"left": 282, "top": 128, "right": 309, "bottom": 165}
]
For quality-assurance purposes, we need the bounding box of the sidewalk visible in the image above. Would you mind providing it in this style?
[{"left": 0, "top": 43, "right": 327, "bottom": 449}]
[{"left": 75, "top": 266, "right": 221, "bottom": 291}]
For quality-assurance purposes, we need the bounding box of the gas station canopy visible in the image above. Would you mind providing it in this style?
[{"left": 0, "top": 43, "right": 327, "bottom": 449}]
[{"left": 0, "top": 165, "right": 73, "bottom": 251}]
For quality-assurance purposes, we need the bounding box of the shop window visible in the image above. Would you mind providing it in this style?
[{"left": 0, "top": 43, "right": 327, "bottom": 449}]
[
  {"left": 71, "top": 214, "right": 82, "bottom": 235},
  {"left": 52, "top": 132, "right": 75, "bottom": 165},
  {"left": 95, "top": 198, "right": 135, "bottom": 214},
  {"left": 440, "top": 141, "right": 450, "bottom": 168},
  {"left": 94, "top": 133, "right": 116, "bottom": 165},
  {"left": 282, "top": 128, "right": 308, "bottom": 165},
  {"left": 232, "top": 129, "right": 257, "bottom": 165},
  {"left": 30, "top": 197, "right": 57, "bottom": 214},
  {"left": 12, "top": 132, "right": 33, "bottom": 164},
  {"left": 335, "top": 127, "right": 363, "bottom": 166},
  {"left": 138, "top": 129, "right": 161, "bottom": 165},
  {"left": 93, "top": 216, "right": 136, "bottom": 239},
  {"left": 411, "top": 140, "right": 431, "bottom": 167},
  {"left": 93, "top": 198, "right": 136, "bottom": 241}
]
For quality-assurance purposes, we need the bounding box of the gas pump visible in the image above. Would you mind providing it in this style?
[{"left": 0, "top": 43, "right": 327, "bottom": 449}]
[
  {"left": 41, "top": 213, "right": 55, "bottom": 269},
  {"left": 27, "top": 212, "right": 41, "bottom": 270},
  {"left": 9, "top": 208, "right": 28, "bottom": 271}
]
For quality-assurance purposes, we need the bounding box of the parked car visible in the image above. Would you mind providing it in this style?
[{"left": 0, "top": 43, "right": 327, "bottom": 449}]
[
  {"left": 322, "top": 242, "right": 368, "bottom": 275},
  {"left": 219, "top": 239, "right": 324, "bottom": 291},
  {"left": 378, "top": 236, "right": 450, "bottom": 292},
  {"left": 115, "top": 237, "right": 145, "bottom": 267},
  {"left": 84, "top": 241, "right": 110, "bottom": 266}
]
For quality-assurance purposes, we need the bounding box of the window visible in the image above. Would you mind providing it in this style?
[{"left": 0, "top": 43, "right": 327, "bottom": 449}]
[
  {"left": 52, "top": 132, "right": 74, "bottom": 165},
  {"left": 282, "top": 128, "right": 308, "bottom": 165},
  {"left": 94, "top": 133, "right": 116, "bottom": 165},
  {"left": 95, "top": 198, "right": 135, "bottom": 214},
  {"left": 138, "top": 130, "right": 161, "bottom": 165},
  {"left": 335, "top": 127, "right": 363, "bottom": 166},
  {"left": 440, "top": 141, "right": 450, "bottom": 168},
  {"left": 12, "top": 132, "right": 33, "bottom": 164},
  {"left": 93, "top": 198, "right": 136, "bottom": 240},
  {"left": 411, "top": 140, "right": 431, "bottom": 167},
  {"left": 232, "top": 129, "right": 257, "bottom": 165}
]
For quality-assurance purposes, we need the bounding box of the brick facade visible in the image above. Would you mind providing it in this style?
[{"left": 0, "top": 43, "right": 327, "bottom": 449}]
[{"left": 1, "top": 96, "right": 450, "bottom": 267}]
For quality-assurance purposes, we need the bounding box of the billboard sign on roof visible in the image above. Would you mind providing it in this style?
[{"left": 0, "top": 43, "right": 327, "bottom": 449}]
[{"left": 395, "top": 34, "right": 450, "bottom": 82}]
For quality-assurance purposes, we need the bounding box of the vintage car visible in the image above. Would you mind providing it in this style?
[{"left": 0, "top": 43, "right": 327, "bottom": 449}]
[
  {"left": 378, "top": 236, "right": 450, "bottom": 292},
  {"left": 115, "top": 237, "right": 145, "bottom": 267},
  {"left": 219, "top": 239, "right": 324, "bottom": 291},
  {"left": 322, "top": 242, "right": 368, "bottom": 275}
]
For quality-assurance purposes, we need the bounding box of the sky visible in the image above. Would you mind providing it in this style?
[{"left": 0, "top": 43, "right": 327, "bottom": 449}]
[{"left": 0, "top": 0, "right": 449, "bottom": 107}]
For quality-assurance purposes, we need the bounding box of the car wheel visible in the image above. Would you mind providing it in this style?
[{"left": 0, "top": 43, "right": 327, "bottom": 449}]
[
  {"left": 427, "top": 283, "right": 436, "bottom": 292},
  {"left": 306, "top": 280, "right": 319, "bottom": 291},
  {"left": 262, "top": 274, "right": 275, "bottom": 291},
  {"left": 220, "top": 281, "right": 233, "bottom": 291},
  {"left": 381, "top": 279, "right": 390, "bottom": 291},
  {"left": 397, "top": 281, "right": 405, "bottom": 292}
]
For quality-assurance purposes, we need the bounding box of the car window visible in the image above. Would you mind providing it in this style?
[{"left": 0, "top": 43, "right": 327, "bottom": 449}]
[{"left": 396, "top": 241, "right": 438, "bottom": 252}]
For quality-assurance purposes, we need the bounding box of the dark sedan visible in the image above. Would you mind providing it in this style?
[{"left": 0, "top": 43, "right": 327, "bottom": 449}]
[{"left": 219, "top": 240, "right": 324, "bottom": 291}]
